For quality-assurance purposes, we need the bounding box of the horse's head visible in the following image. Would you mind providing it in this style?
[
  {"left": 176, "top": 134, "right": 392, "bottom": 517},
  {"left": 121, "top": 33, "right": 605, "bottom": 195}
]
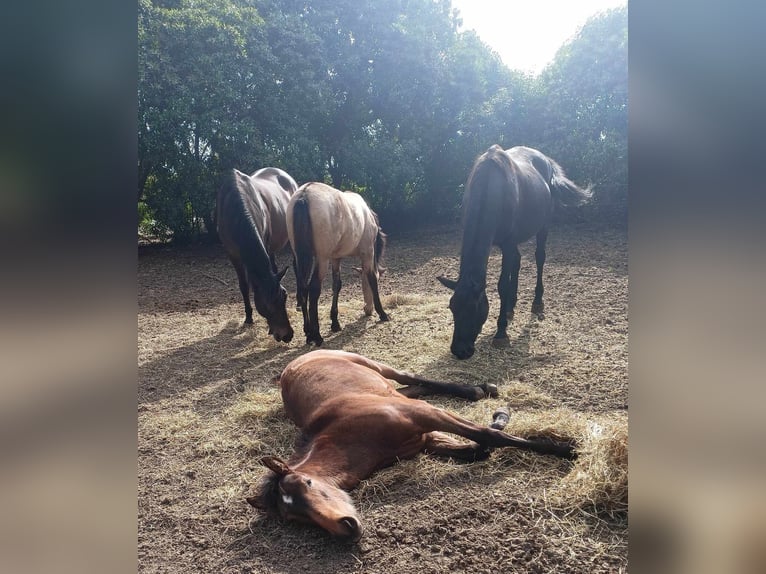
[
  {"left": 248, "top": 456, "right": 363, "bottom": 542},
  {"left": 437, "top": 276, "right": 489, "bottom": 359},
  {"left": 253, "top": 266, "right": 294, "bottom": 343}
]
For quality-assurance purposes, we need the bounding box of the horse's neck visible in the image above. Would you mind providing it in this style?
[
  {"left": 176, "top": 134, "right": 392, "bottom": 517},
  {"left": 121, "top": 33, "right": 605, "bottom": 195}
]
[
  {"left": 292, "top": 439, "right": 367, "bottom": 490},
  {"left": 458, "top": 189, "right": 503, "bottom": 281}
]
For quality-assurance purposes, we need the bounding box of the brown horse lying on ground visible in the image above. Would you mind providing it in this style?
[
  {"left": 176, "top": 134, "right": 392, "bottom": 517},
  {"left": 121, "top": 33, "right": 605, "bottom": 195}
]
[{"left": 247, "top": 350, "right": 576, "bottom": 542}]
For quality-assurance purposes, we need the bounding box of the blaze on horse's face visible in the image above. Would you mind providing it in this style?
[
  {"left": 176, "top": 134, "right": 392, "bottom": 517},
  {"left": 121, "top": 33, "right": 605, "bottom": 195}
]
[
  {"left": 249, "top": 456, "right": 363, "bottom": 542},
  {"left": 253, "top": 267, "right": 294, "bottom": 343},
  {"left": 438, "top": 276, "right": 489, "bottom": 359}
]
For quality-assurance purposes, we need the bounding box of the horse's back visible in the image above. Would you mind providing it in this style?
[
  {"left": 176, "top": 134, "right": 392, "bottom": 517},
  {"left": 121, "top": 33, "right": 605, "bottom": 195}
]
[
  {"left": 253, "top": 168, "right": 298, "bottom": 250},
  {"left": 279, "top": 350, "right": 400, "bottom": 427},
  {"left": 498, "top": 147, "right": 554, "bottom": 243},
  {"left": 290, "top": 182, "right": 373, "bottom": 260}
]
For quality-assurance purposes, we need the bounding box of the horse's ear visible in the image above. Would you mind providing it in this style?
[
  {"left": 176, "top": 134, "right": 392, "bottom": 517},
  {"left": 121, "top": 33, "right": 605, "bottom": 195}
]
[
  {"left": 276, "top": 265, "right": 289, "bottom": 282},
  {"left": 437, "top": 276, "right": 457, "bottom": 291},
  {"left": 261, "top": 456, "right": 291, "bottom": 476}
]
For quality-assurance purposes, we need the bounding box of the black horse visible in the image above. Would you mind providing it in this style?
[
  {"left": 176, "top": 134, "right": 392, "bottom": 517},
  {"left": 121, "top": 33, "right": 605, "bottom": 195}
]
[
  {"left": 438, "top": 145, "right": 591, "bottom": 359},
  {"left": 216, "top": 167, "right": 297, "bottom": 342}
]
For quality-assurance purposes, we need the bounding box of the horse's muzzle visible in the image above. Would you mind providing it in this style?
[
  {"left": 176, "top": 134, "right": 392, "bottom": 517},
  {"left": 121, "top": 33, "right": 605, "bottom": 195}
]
[
  {"left": 451, "top": 342, "right": 475, "bottom": 360},
  {"left": 337, "top": 516, "right": 363, "bottom": 542},
  {"left": 274, "top": 328, "right": 294, "bottom": 343}
]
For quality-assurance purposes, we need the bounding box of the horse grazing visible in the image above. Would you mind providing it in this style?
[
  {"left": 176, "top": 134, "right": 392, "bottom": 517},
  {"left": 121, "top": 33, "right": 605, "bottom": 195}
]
[
  {"left": 286, "top": 182, "right": 388, "bottom": 346},
  {"left": 438, "top": 145, "right": 592, "bottom": 359},
  {"left": 216, "top": 167, "right": 298, "bottom": 342},
  {"left": 247, "top": 349, "right": 576, "bottom": 542}
]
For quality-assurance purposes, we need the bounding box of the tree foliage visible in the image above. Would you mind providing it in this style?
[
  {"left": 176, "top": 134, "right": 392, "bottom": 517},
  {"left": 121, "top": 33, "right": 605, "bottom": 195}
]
[{"left": 139, "top": 1, "right": 627, "bottom": 241}]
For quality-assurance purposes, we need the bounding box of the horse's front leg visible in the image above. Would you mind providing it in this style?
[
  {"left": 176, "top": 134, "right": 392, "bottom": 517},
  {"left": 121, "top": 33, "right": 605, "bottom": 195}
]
[
  {"left": 492, "top": 244, "right": 520, "bottom": 347},
  {"left": 532, "top": 228, "right": 547, "bottom": 319},
  {"left": 361, "top": 257, "right": 388, "bottom": 322},
  {"left": 330, "top": 259, "right": 342, "bottom": 332},
  {"left": 230, "top": 257, "right": 253, "bottom": 324}
]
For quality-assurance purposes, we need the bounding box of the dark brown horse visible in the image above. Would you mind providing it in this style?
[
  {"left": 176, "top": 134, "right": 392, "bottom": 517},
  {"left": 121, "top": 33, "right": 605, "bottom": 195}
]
[
  {"left": 217, "top": 167, "right": 298, "bottom": 342},
  {"left": 247, "top": 350, "right": 576, "bottom": 541},
  {"left": 438, "top": 145, "right": 592, "bottom": 359},
  {"left": 286, "top": 183, "right": 388, "bottom": 346}
]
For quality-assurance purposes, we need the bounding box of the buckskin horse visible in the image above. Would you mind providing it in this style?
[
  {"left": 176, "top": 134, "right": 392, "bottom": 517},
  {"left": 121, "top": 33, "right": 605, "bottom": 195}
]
[
  {"left": 216, "top": 167, "right": 298, "bottom": 342},
  {"left": 286, "top": 182, "right": 388, "bottom": 346},
  {"left": 247, "top": 349, "right": 576, "bottom": 541},
  {"left": 438, "top": 145, "right": 592, "bottom": 359}
]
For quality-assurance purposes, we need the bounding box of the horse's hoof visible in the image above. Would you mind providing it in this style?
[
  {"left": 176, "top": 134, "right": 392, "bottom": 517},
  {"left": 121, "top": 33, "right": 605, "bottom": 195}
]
[
  {"left": 479, "top": 382, "right": 499, "bottom": 398},
  {"left": 491, "top": 337, "right": 510, "bottom": 348},
  {"left": 490, "top": 407, "right": 510, "bottom": 430},
  {"left": 379, "top": 313, "right": 389, "bottom": 322},
  {"left": 331, "top": 323, "right": 342, "bottom": 332},
  {"left": 473, "top": 447, "right": 492, "bottom": 461},
  {"left": 535, "top": 312, "right": 545, "bottom": 321},
  {"left": 244, "top": 317, "right": 254, "bottom": 325}
]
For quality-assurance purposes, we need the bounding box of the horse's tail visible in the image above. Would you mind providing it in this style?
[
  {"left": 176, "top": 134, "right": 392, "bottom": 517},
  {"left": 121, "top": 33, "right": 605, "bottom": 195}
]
[
  {"left": 223, "top": 170, "right": 273, "bottom": 281},
  {"left": 291, "top": 192, "right": 315, "bottom": 289},
  {"left": 548, "top": 159, "right": 593, "bottom": 207}
]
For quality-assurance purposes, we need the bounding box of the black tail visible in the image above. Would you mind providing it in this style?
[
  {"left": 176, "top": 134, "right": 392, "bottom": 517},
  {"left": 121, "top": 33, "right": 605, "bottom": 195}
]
[
  {"left": 291, "top": 193, "right": 314, "bottom": 289},
  {"left": 549, "top": 160, "right": 593, "bottom": 207}
]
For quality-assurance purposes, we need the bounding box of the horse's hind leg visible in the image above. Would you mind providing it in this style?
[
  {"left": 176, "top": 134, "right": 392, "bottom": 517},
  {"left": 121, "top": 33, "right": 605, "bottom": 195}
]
[
  {"left": 306, "top": 262, "right": 325, "bottom": 346},
  {"left": 493, "top": 244, "right": 520, "bottom": 346},
  {"left": 230, "top": 257, "right": 253, "bottom": 324},
  {"left": 407, "top": 403, "right": 576, "bottom": 459},
  {"left": 366, "top": 271, "right": 388, "bottom": 321},
  {"left": 423, "top": 431, "right": 490, "bottom": 462},
  {"left": 532, "top": 228, "right": 548, "bottom": 319},
  {"left": 330, "top": 259, "right": 342, "bottom": 332}
]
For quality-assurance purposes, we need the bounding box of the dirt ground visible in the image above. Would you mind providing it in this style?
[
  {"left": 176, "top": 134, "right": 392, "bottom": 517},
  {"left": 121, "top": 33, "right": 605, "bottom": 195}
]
[{"left": 138, "top": 221, "right": 628, "bottom": 573}]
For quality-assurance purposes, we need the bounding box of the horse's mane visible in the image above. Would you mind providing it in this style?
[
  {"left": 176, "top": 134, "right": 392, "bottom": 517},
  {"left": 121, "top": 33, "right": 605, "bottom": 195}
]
[{"left": 224, "top": 170, "right": 275, "bottom": 280}]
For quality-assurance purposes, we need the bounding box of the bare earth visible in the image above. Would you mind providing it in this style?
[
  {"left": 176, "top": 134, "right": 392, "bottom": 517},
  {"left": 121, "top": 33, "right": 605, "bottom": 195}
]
[{"left": 138, "top": 222, "right": 628, "bottom": 573}]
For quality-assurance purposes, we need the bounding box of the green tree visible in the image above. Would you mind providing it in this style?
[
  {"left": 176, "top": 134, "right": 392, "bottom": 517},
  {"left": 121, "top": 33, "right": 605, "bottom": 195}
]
[
  {"left": 534, "top": 5, "right": 628, "bottom": 219},
  {"left": 139, "top": 0, "right": 269, "bottom": 241}
]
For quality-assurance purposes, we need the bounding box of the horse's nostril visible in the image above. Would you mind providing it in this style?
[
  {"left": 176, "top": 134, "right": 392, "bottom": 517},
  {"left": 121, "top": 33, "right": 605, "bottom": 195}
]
[{"left": 339, "top": 516, "right": 362, "bottom": 541}]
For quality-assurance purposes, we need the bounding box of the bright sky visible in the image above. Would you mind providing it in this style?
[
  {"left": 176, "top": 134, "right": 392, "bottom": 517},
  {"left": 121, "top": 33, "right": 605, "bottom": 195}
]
[{"left": 450, "top": 0, "right": 627, "bottom": 75}]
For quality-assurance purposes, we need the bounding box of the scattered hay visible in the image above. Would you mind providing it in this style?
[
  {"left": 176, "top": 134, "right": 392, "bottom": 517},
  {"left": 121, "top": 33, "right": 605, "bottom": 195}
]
[
  {"left": 496, "top": 408, "right": 628, "bottom": 516},
  {"left": 139, "top": 224, "right": 628, "bottom": 572},
  {"left": 553, "top": 416, "right": 628, "bottom": 516},
  {"left": 381, "top": 293, "right": 423, "bottom": 309},
  {"left": 501, "top": 380, "right": 557, "bottom": 409}
]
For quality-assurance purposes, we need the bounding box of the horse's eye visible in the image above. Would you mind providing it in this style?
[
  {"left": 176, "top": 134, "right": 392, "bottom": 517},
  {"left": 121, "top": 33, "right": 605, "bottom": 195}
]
[{"left": 305, "top": 479, "right": 312, "bottom": 487}]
